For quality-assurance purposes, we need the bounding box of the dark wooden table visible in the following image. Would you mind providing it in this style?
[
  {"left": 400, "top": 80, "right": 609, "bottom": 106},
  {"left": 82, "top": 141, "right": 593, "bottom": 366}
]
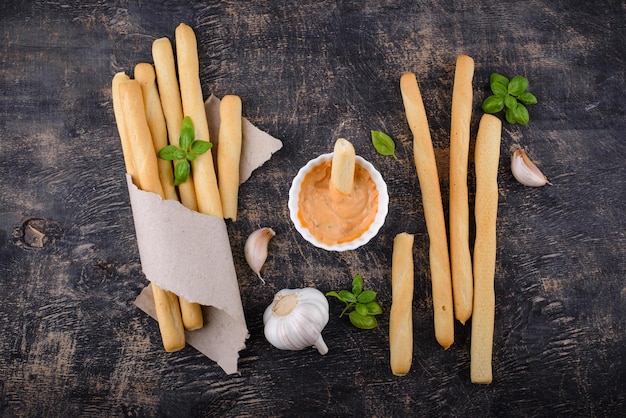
[{"left": 1, "top": 1, "right": 624, "bottom": 416}]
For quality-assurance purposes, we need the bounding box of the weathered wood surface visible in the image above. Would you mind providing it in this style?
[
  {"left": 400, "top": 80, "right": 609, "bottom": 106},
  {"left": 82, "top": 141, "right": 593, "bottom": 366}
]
[{"left": 1, "top": 1, "right": 624, "bottom": 416}]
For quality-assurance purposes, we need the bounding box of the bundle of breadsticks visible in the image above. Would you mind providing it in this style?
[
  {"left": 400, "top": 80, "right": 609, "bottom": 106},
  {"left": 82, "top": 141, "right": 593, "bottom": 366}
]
[
  {"left": 393, "top": 55, "right": 501, "bottom": 383},
  {"left": 111, "top": 23, "right": 282, "bottom": 374}
]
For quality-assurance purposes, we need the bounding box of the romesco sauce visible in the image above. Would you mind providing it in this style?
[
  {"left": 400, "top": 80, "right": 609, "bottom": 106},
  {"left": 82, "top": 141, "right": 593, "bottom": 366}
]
[{"left": 297, "top": 160, "right": 379, "bottom": 245}]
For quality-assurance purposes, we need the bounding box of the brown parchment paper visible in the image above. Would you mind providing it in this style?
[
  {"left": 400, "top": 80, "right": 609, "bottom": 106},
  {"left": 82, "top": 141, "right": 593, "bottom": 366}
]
[{"left": 131, "top": 95, "right": 283, "bottom": 374}]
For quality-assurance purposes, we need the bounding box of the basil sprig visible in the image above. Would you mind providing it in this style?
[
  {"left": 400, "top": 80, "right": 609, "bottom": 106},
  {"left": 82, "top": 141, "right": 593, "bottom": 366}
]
[
  {"left": 326, "top": 274, "right": 383, "bottom": 329},
  {"left": 482, "top": 73, "right": 537, "bottom": 125},
  {"left": 158, "top": 116, "right": 212, "bottom": 185}
]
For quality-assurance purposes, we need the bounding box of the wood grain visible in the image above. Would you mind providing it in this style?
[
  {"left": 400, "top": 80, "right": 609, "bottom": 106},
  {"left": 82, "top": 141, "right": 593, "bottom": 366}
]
[{"left": 0, "top": 0, "right": 624, "bottom": 416}]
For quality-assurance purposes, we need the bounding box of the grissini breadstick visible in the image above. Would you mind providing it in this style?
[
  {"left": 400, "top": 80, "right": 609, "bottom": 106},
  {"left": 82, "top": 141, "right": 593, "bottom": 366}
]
[
  {"left": 134, "top": 61, "right": 204, "bottom": 332},
  {"left": 175, "top": 23, "right": 223, "bottom": 218},
  {"left": 470, "top": 114, "right": 501, "bottom": 384},
  {"left": 217, "top": 95, "right": 243, "bottom": 220},
  {"left": 400, "top": 72, "right": 454, "bottom": 349},
  {"left": 152, "top": 36, "right": 199, "bottom": 212},
  {"left": 390, "top": 232, "right": 415, "bottom": 376},
  {"left": 330, "top": 138, "right": 356, "bottom": 195},
  {"left": 112, "top": 72, "right": 135, "bottom": 178},
  {"left": 174, "top": 23, "right": 222, "bottom": 329},
  {"left": 178, "top": 295, "right": 204, "bottom": 331},
  {"left": 150, "top": 284, "right": 186, "bottom": 352},
  {"left": 449, "top": 55, "right": 475, "bottom": 324},
  {"left": 134, "top": 63, "right": 178, "bottom": 201},
  {"left": 118, "top": 79, "right": 186, "bottom": 352},
  {"left": 119, "top": 80, "right": 165, "bottom": 196}
]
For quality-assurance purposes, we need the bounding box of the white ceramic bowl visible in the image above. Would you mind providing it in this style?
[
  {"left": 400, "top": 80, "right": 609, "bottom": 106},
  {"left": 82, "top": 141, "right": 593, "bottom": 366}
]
[{"left": 288, "top": 153, "right": 389, "bottom": 251}]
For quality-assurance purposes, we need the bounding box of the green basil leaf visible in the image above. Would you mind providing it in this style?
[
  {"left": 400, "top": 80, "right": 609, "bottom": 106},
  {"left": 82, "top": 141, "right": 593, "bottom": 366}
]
[
  {"left": 186, "top": 152, "right": 196, "bottom": 161},
  {"left": 349, "top": 310, "right": 378, "bottom": 329},
  {"left": 181, "top": 116, "right": 194, "bottom": 134},
  {"left": 352, "top": 274, "right": 363, "bottom": 292},
  {"left": 504, "top": 95, "right": 518, "bottom": 109},
  {"left": 158, "top": 145, "right": 180, "bottom": 161},
  {"left": 505, "top": 107, "right": 517, "bottom": 124},
  {"left": 508, "top": 75, "right": 529, "bottom": 97},
  {"left": 371, "top": 130, "right": 397, "bottom": 159},
  {"left": 326, "top": 291, "right": 341, "bottom": 299},
  {"left": 174, "top": 159, "right": 190, "bottom": 186},
  {"left": 338, "top": 290, "right": 357, "bottom": 303},
  {"left": 179, "top": 132, "right": 193, "bottom": 151},
  {"left": 355, "top": 302, "right": 369, "bottom": 316},
  {"left": 179, "top": 116, "right": 195, "bottom": 150},
  {"left": 351, "top": 274, "right": 363, "bottom": 296},
  {"left": 512, "top": 103, "right": 529, "bottom": 125},
  {"left": 490, "top": 73, "right": 509, "bottom": 88},
  {"left": 190, "top": 140, "right": 212, "bottom": 155},
  {"left": 490, "top": 81, "right": 508, "bottom": 97},
  {"left": 518, "top": 91, "right": 537, "bottom": 105},
  {"left": 357, "top": 289, "right": 376, "bottom": 304},
  {"left": 173, "top": 149, "right": 185, "bottom": 160},
  {"left": 481, "top": 95, "right": 504, "bottom": 114},
  {"left": 365, "top": 301, "right": 383, "bottom": 315}
]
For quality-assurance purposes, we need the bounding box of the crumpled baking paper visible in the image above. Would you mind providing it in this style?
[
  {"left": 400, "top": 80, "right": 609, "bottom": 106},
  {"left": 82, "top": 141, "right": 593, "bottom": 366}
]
[{"left": 130, "top": 94, "right": 282, "bottom": 374}]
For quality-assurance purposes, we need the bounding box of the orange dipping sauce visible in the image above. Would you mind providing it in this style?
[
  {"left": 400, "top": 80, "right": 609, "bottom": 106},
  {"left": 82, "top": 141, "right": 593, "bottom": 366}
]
[{"left": 297, "top": 160, "right": 379, "bottom": 246}]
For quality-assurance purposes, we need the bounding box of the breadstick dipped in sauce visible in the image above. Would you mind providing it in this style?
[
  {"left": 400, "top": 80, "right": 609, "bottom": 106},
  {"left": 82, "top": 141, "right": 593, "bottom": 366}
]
[
  {"left": 330, "top": 137, "right": 356, "bottom": 196},
  {"left": 400, "top": 72, "right": 454, "bottom": 349},
  {"left": 297, "top": 138, "right": 379, "bottom": 246}
]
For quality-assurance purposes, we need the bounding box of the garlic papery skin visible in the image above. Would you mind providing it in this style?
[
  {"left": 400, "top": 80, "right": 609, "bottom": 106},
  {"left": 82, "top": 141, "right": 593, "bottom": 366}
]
[
  {"left": 244, "top": 227, "right": 275, "bottom": 284},
  {"left": 511, "top": 149, "right": 552, "bottom": 187},
  {"left": 263, "top": 288, "right": 330, "bottom": 355}
]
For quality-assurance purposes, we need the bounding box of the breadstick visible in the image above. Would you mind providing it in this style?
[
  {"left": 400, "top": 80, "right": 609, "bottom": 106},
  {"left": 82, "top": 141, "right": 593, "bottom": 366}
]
[
  {"left": 112, "top": 72, "right": 135, "bottom": 178},
  {"left": 470, "top": 114, "right": 501, "bottom": 384},
  {"left": 449, "top": 55, "right": 475, "bottom": 324},
  {"left": 330, "top": 138, "right": 356, "bottom": 195},
  {"left": 134, "top": 61, "right": 204, "bottom": 332},
  {"left": 170, "top": 24, "right": 219, "bottom": 328},
  {"left": 175, "top": 23, "right": 223, "bottom": 218},
  {"left": 390, "top": 232, "right": 415, "bottom": 376},
  {"left": 400, "top": 72, "right": 454, "bottom": 349},
  {"left": 118, "top": 79, "right": 186, "bottom": 352},
  {"left": 150, "top": 283, "right": 186, "bottom": 352},
  {"left": 217, "top": 95, "right": 243, "bottom": 220},
  {"left": 175, "top": 24, "right": 222, "bottom": 328},
  {"left": 119, "top": 80, "right": 164, "bottom": 196},
  {"left": 152, "top": 36, "right": 198, "bottom": 212},
  {"left": 134, "top": 63, "right": 178, "bottom": 201}
]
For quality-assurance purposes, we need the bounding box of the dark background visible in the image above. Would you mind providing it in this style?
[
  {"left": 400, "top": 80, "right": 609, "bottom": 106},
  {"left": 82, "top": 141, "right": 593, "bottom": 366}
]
[{"left": 1, "top": 1, "right": 624, "bottom": 417}]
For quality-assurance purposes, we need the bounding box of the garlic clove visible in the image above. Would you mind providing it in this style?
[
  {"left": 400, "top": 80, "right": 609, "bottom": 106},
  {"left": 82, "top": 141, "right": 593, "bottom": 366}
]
[
  {"left": 263, "top": 288, "right": 330, "bottom": 355},
  {"left": 510, "top": 149, "right": 552, "bottom": 187},
  {"left": 244, "top": 227, "right": 275, "bottom": 284}
]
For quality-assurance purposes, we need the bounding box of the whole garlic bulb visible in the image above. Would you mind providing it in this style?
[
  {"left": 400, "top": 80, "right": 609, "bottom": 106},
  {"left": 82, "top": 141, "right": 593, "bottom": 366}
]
[{"left": 263, "top": 288, "right": 330, "bottom": 355}]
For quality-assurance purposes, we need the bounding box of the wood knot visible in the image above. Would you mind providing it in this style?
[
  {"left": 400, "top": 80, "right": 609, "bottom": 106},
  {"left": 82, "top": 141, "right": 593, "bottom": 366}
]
[{"left": 14, "top": 218, "right": 63, "bottom": 248}]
